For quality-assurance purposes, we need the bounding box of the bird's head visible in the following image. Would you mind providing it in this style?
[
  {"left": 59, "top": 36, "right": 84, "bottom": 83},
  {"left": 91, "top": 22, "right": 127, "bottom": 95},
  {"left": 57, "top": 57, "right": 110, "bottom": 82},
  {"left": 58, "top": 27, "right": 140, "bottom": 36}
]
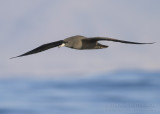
[{"left": 63, "top": 38, "right": 75, "bottom": 48}]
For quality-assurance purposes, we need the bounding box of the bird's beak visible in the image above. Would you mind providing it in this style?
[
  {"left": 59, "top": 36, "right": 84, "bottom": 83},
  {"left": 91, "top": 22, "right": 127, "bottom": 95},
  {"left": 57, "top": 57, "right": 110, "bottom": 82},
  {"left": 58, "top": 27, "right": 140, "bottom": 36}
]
[{"left": 58, "top": 43, "right": 65, "bottom": 48}]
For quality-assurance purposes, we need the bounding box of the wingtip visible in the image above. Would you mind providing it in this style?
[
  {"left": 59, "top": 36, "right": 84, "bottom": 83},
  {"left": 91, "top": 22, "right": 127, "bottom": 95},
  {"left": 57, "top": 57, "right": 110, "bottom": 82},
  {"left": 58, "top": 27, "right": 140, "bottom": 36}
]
[
  {"left": 10, "top": 56, "right": 20, "bottom": 59},
  {"left": 10, "top": 56, "right": 17, "bottom": 59},
  {"left": 144, "top": 42, "right": 156, "bottom": 44}
]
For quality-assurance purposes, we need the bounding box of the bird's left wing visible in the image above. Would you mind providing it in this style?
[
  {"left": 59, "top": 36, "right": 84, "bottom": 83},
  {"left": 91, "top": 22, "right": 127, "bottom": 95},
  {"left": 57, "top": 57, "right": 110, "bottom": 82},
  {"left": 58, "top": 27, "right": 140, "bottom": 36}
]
[
  {"left": 86, "top": 37, "right": 155, "bottom": 44},
  {"left": 10, "top": 40, "right": 64, "bottom": 59}
]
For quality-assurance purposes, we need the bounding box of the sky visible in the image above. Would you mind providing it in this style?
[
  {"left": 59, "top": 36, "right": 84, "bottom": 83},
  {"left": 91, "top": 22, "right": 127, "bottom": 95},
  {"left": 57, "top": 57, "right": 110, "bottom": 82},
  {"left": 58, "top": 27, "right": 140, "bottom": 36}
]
[{"left": 0, "top": 0, "right": 160, "bottom": 78}]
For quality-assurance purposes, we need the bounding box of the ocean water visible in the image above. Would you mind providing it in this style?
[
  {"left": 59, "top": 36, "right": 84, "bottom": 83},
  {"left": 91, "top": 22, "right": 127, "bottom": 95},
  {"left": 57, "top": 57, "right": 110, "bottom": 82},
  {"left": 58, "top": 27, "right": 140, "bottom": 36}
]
[{"left": 0, "top": 71, "right": 160, "bottom": 114}]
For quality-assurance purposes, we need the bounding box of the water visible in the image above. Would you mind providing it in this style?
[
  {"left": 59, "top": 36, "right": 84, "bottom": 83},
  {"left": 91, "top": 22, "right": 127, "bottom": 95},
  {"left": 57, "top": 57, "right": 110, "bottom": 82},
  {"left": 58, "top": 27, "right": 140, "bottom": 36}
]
[{"left": 0, "top": 71, "right": 160, "bottom": 114}]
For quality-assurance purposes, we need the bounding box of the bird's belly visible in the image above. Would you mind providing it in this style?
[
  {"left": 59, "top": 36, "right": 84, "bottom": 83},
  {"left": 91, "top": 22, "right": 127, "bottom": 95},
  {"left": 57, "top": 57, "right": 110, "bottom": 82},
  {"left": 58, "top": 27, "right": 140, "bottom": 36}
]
[{"left": 81, "top": 42, "right": 96, "bottom": 49}]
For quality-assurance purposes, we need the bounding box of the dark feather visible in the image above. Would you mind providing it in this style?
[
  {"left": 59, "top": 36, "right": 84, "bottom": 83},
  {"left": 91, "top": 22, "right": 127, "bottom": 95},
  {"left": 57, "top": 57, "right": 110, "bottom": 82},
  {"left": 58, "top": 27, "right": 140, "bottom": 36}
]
[
  {"left": 10, "top": 40, "right": 64, "bottom": 59},
  {"left": 86, "top": 37, "right": 155, "bottom": 44}
]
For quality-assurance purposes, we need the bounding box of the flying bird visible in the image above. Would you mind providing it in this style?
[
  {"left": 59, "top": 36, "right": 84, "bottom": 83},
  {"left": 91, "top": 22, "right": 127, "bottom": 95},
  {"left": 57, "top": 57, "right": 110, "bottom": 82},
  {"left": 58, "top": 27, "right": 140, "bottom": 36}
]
[{"left": 10, "top": 35, "right": 154, "bottom": 59}]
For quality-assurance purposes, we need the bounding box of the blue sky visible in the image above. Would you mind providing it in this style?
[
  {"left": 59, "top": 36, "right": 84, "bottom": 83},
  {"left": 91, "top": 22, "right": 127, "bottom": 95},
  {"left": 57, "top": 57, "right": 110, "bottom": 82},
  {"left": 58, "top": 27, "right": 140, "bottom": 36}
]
[{"left": 0, "top": 0, "right": 160, "bottom": 78}]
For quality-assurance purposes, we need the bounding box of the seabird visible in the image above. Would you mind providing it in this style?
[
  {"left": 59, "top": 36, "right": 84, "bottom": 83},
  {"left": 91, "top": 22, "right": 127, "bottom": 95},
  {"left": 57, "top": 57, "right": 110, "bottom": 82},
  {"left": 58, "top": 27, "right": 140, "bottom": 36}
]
[{"left": 10, "top": 35, "right": 154, "bottom": 59}]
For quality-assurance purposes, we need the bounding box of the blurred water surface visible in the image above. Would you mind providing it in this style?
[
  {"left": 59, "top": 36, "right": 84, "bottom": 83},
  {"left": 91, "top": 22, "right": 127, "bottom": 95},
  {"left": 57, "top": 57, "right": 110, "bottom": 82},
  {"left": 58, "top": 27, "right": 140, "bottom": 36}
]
[{"left": 0, "top": 71, "right": 160, "bottom": 114}]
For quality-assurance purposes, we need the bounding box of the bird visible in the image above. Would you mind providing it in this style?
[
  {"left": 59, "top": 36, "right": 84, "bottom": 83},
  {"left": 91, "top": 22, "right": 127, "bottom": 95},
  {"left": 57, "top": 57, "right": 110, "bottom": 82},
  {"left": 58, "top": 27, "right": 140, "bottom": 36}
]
[{"left": 10, "top": 35, "right": 155, "bottom": 59}]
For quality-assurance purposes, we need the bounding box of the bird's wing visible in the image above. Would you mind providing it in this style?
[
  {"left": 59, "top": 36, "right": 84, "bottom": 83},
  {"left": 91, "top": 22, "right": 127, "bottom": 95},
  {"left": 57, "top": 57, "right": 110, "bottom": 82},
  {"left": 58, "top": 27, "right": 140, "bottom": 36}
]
[
  {"left": 10, "top": 40, "right": 64, "bottom": 59},
  {"left": 85, "top": 37, "right": 155, "bottom": 44}
]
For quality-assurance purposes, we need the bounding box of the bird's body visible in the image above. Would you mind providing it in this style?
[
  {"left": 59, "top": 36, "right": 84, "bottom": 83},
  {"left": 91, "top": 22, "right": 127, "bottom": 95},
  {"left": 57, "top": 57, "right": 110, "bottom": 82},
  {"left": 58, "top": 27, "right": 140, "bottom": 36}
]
[
  {"left": 10, "top": 35, "right": 154, "bottom": 59},
  {"left": 63, "top": 35, "right": 106, "bottom": 49}
]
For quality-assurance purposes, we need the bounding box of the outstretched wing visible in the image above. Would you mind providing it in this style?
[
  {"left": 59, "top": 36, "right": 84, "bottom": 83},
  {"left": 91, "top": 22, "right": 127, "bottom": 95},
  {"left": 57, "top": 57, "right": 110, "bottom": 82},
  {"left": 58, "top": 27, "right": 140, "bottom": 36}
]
[
  {"left": 86, "top": 37, "right": 155, "bottom": 44},
  {"left": 10, "top": 40, "right": 64, "bottom": 59}
]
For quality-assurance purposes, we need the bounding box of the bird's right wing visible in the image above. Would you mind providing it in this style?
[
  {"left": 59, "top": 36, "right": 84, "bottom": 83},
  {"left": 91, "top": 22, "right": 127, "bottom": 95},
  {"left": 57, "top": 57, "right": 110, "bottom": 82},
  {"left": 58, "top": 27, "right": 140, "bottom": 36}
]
[{"left": 10, "top": 40, "right": 64, "bottom": 59}]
